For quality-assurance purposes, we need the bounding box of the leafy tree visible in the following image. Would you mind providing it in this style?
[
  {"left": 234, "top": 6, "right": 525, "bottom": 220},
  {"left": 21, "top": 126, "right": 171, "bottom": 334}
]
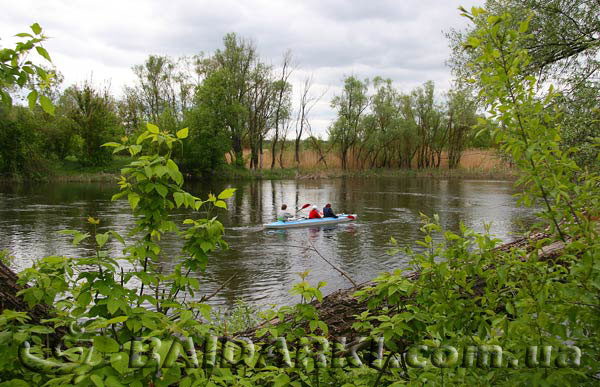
[
  {"left": 0, "top": 105, "right": 46, "bottom": 177},
  {"left": 0, "top": 23, "right": 60, "bottom": 178},
  {"left": 360, "top": 77, "right": 401, "bottom": 168},
  {"left": 180, "top": 71, "right": 231, "bottom": 176},
  {"left": 396, "top": 93, "right": 420, "bottom": 168},
  {"left": 329, "top": 76, "right": 369, "bottom": 170},
  {"left": 555, "top": 82, "right": 600, "bottom": 170},
  {"left": 63, "top": 81, "right": 122, "bottom": 166},
  {"left": 118, "top": 86, "right": 144, "bottom": 136},
  {"left": 446, "top": 86, "right": 478, "bottom": 168},
  {"left": 207, "top": 33, "right": 258, "bottom": 167},
  {"left": 413, "top": 80, "right": 445, "bottom": 168}
]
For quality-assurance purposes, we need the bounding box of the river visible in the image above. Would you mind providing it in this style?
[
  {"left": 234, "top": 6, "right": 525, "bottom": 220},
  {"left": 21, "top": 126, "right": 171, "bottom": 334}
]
[{"left": 0, "top": 177, "right": 535, "bottom": 310}]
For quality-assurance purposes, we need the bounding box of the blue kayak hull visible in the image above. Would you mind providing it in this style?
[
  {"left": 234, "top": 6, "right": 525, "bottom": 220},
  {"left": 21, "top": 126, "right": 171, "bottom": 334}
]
[{"left": 263, "top": 214, "right": 357, "bottom": 229}]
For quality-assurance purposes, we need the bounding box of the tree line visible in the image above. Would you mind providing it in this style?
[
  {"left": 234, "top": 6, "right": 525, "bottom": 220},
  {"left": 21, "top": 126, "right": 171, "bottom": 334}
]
[
  {"left": 328, "top": 77, "right": 483, "bottom": 170},
  {"left": 3, "top": 0, "right": 598, "bottom": 179},
  {"left": 0, "top": 31, "right": 488, "bottom": 178}
]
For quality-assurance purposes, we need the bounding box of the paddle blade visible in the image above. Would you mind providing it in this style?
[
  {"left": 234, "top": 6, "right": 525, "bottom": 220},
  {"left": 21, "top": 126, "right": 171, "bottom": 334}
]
[
  {"left": 297, "top": 203, "right": 310, "bottom": 211},
  {"left": 347, "top": 215, "right": 355, "bottom": 220}
]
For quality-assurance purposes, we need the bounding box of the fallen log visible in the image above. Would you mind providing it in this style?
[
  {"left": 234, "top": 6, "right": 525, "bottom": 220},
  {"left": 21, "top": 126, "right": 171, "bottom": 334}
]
[
  {"left": 238, "top": 231, "right": 561, "bottom": 340},
  {"left": 0, "top": 260, "right": 54, "bottom": 324}
]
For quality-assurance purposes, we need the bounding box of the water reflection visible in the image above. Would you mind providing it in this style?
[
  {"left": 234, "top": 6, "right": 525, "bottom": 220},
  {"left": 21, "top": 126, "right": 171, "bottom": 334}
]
[{"left": 0, "top": 178, "right": 534, "bottom": 310}]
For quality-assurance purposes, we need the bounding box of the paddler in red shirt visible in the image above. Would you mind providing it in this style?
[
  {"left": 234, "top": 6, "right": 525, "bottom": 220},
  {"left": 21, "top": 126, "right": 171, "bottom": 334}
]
[{"left": 308, "top": 205, "right": 321, "bottom": 219}]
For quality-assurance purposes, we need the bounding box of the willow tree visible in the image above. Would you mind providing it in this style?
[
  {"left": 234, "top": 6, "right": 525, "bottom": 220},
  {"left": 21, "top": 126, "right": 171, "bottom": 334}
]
[
  {"left": 446, "top": 86, "right": 478, "bottom": 168},
  {"left": 329, "top": 76, "right": 369, "bottom": 170},
  {"left": 209, "top": 33, "right": 258, "bottom": 167},
  {"left": 413, "top": 81, "right": 445, "bottom": 168},
  {"left": 361, "top": 77, "right": 401, "bottom": 168}
]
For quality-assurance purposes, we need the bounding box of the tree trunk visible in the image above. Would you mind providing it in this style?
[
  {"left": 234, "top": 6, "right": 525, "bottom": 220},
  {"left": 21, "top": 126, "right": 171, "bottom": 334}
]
[
  {"left": 232, "top": 135, "right": 244, "bottom": 167},
  {"left": 295, "top": 138, "right": 301, "bottom": 167},
  {"left": 271, "top": 133, "right": 278, "bottom": 169},
  {"left": 0, "top": 261, "right": 53, "bottom": 324}
]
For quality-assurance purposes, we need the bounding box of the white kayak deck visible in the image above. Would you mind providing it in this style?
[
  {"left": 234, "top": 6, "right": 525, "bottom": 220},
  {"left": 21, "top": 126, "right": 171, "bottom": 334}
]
[{"left": 263, "top": 214, "right": 357, "bottom": 229}]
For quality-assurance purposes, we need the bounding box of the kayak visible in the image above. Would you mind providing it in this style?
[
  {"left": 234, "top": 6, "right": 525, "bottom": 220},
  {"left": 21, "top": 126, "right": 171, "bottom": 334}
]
[{"left": 263, "top": 214, "right": 357, "bottom": 229}]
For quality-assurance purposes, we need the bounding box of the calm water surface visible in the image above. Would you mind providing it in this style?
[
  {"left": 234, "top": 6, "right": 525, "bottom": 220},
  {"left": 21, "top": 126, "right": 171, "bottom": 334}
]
[{"left": 0, "top": 177, "right": 535, "bottom": 310}]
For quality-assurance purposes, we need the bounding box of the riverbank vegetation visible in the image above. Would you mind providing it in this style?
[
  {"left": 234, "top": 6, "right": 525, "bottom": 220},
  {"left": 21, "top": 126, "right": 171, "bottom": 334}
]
[
  {"left": 1, "top": 1, "right": 599, "bottom": 386},
  {"left": 2, "top": 3, "right": 598, "bottom": 183},
  {"left": 0, "top": 21, "right": 496, "bottom": 181}
]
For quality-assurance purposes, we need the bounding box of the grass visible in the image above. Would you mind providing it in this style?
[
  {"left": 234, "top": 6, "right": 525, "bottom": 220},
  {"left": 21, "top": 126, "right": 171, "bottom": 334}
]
[
  {"left": 47, "top": 156, "right": 132, "bottom": 182},
  {"left": 208, "top": 164, "right": 518, "bottom": 181},
  {"left": 2, "top": 148, "right": 517, "bottom": 182},
  {"left": 213, "top": 148, "right": 517, "bottom": 180}
]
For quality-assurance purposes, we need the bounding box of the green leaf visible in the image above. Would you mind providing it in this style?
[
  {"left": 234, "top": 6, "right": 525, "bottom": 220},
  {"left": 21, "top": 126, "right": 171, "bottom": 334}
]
[
  {"left": 90, "top": 374, "right": 104, "bottom": 387},
  {"left": 30, "top": 23, "right": 42, "bottom": 35},
  {"left": 111, "top": 191, "right": 127, "bottom": 201},
  {"left": 96, "top": 233, "right": 109, "bottom": 248},
  {"left": 273, "top": 373, "right": 290, "bottom": 387},
  {"left": 110, "top": 353, "right": 129, "bottom": 375},
  {"left": 200, "top": 241, "right": 213, "bottom": 252},
  {"left": 136, "top": 131, "right": 149, "bottom": 144},
  {"left": 27, "top": 90, "right": 37, "bottom": 110},
  {"left": 73, "top": 232, "right": 90, "bottom": 245},
  {"left": 102, "top": 142, "right": 122, "bottom": 148},
  {"left": 173, "top": 192, "right": 185, "bottom": 208},
  {"left": 107, "top": 300, "right": 120, "bottom": 315},
  {"left": 93, "top": 336, "right": 120, "bottom": 353},
  {"left": 155, "top": 184, "right": 168, "bottom": 198},
  {"left": 106, "top": 316, "right": 128, "bottom": 324},
  {"left": 176, "top": 127, "right": 189, "bottom": 139},
  {"left": 77, "top": 292, "right": 91, "bottom": 307},
  {"left": 39, "top": 95, "right": 54, "bottom": 115},
  {"left": 0, "top": 90, "right": 13, "bottom": 107},
  {"left": 128, "top": 193, "right": 140, "bottom": 210},
  {"left": 166, "top": 159, "right": 183, "bottom": 185},
  {"left": 3, "top": 379, "right": 31, "bottom": 387},
  {"left": 218, "top": 188, "right": 236, "bottom": 199},
  {"left": 110, "top": 231, "right": 125, "bottom": 245},
  {"left": 147, "top": 123, "right": 159, "bottom": 133},
  {"left": 28, "top": 325, "right": 54, "bottom": 334},
  {"left": 35, "top": 46, "right": 51, "bottom": 62},
  {"left": 519, "top": 20, "right": 530, "bottom": 33},
  {"left": 468, "top": 37, "right": 480, "bottom": 48},
  {"left": 214, "top": 200, "right": 227, "bottom": 209},
  {"left": 129, "top": 145, "right": 142, "bottom": 156}
]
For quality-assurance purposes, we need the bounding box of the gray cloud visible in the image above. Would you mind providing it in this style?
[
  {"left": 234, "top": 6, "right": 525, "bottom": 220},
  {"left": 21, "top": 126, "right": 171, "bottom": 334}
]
[{"left": 0, "top": 0, "right": 484, "bottom": 135}]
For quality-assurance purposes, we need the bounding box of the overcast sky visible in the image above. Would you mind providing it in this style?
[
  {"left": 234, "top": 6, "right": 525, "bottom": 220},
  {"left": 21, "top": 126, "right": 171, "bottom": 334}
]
[{"left": 1, "top": 0, "right": 483, "bottom": 135}]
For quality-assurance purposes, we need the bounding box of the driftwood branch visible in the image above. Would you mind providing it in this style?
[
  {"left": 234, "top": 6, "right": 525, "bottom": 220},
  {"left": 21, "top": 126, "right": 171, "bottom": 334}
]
[{"left": 199, "top": 273, "right": 238, "bottom": 303}]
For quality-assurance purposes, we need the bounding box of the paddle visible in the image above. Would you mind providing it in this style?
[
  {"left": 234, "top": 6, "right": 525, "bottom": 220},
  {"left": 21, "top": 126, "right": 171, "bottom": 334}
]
[
  {"left": 295, "top": 203, "right": 311, "bottom": 219},
  {"left": 296, "top": 203, "right": 311, "bottom": 212}
]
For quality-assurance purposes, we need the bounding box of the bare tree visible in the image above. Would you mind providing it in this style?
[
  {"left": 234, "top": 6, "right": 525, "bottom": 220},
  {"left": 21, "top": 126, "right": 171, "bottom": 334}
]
[
  {"left": 294, "top": 76, "right": 326, "bottom": 167},
  {"left": 270, "top": 50, "right": 294, "bottom": 169}
]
